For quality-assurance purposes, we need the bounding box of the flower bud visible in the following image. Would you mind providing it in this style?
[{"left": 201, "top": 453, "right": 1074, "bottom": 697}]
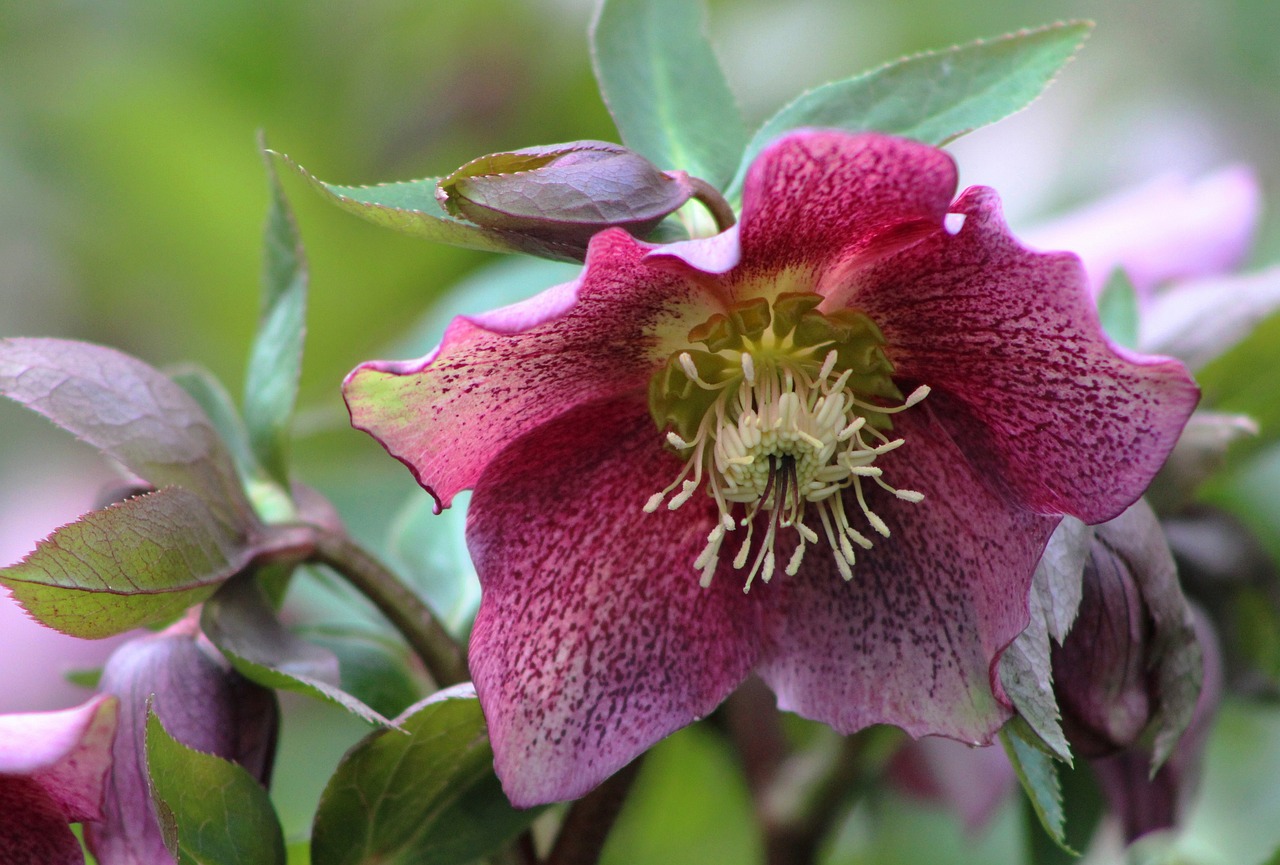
[
  {"left": 1051, "top": 533, "right": 1153, "bottom": 757},
  {"left": 436, "top": 141, "right": 696, "bottom": 256},
  {"left": 83, "top": 614, "right": 278, "bottom": 865}
]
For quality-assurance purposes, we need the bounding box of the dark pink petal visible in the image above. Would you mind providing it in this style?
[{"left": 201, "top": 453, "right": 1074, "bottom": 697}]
[
  {"left": 852, "top": 185, "right": 1199, "bottom": 524},
  {"left": 0, "top": 778, "right": 86, "bottom": 865},
  {"left": 0, "top": 694, "right": 117, "bottom": 822},
  {"left": 730, "top": 131, "right": 956, "bottom": 283},
  {"left": 467, "top": 396, "right": 764, "bottom": 807},
  {"left": 756, "top": 408, "right": 1058, "bottom": 742},
  {"left": 344, "top": 230, "right": 720, "bottom": 511}
]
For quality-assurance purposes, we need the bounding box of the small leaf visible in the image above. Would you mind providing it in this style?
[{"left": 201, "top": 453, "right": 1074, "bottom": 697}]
[
  {"left": 245, "top": 138, "right": 309, "bottom": 487},
  {"left": 1097, "top": 268, "right": 1140, "bottom": 348},
  {"left": 998, "top": 517, "right": 1092, "bottom": 762},
  {"left": 590, "top": 0, "right": 747, "bottom": 189},
  {"left": 0, "top": 487, "right": 277, "bottom": 639},
  {"left": 304, "top": 626, "right": 425, "bottom": 719},
  {"left": 0, "top": 338, "right": 256, "bottom": 528},
  {"left": 145, "top": 706, "right": 285, "bottom": 865},
  {"left": 202, "top": 575, "right": 393, "bottom": 727},
  {"left": 311, "top": 685, "right": 541, "bottom": 865},
  {"left": 274, "top": 152, "right": 586, "bottom": 262},
  {"left": 727, "top": 22, "right": 1093, "bottom": 199},
  {"left": 1001, "top": 721, "right": 1074, "bottom": 854}
]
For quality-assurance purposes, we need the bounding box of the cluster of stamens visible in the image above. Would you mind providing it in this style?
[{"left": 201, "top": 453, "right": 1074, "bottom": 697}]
[{"left": 644, "top": 294, "right": 927, "bottom": 591}]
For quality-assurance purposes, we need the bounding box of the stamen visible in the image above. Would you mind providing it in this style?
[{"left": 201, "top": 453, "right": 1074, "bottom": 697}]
[{"left": 645, "top": 325, "right": 930, "bottom": 591}]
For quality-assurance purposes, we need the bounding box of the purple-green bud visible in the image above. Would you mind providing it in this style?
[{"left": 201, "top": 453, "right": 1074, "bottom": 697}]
[
  {"left": 83, "top": 614, "right": 278, "bottom": 865},
  {"left": 1052, "top": 533, "right": 1153, "bottom": 757},
  {"left": 436, "top": 141, "right": 696, "bottom": 255}
]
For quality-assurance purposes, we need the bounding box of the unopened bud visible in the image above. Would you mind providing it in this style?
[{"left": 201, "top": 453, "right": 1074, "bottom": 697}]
[
  {"left": 83, "top": 614, "right": 278, "bottom": 864},
  {"left": 436, "top": 141, "right": 697, "bottom": 255}
]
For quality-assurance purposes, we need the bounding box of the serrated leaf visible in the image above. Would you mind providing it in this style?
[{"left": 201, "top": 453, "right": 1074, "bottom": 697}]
[
  {"left": 304, "top": 626, "right": 425, "bottom": 719},
  {"left": 1098, "top": 268, "right": 1140, "bottom": 349},
  {"left": 998, "top": 517, "right": 1092, "bottom": 762},
  {"left": 0, "top": 338, "right": 256, "bottom": 529},
  {"left": 145, "top": 707, "right": 285, "bottom": 865},
  {"left": 311, "top": 685, "right": 540, "bottom": 865},
  {"left": 0, "top": 487, "right": 266, "bottom": 639},
  {"left": 1001, "top": 721, "right": 1074, "bottom": 854},
  {"left": 202, "top": 575, "right": 393, "bottom": 727},
  {"left": 274, "top": 152, "right": 585, "bottom": 262},
  {"left": 244, "top": 139, "right": 309, "bottom": 488},
  {"left": 727, "top": 22, "right": 1092, "bottom": 199},
  {"left": 590, "top": 0, "right": 747, "bottom": 189}
]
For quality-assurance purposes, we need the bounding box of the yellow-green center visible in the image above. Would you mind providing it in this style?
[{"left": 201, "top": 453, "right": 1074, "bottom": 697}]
[{"left": 645, "top": 293, "right": 928, "bottom": 591}]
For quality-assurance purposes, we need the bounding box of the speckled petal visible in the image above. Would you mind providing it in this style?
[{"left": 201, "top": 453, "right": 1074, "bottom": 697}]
[
  {"left": 0, "top": 778, "right": 87, "bottom": 865},
  {"left": 467, "top": 396, "right": 763, "bottom": 807},
  {"left": 730, "top": 131, "right": 956, "bottom": 282},
  {"left": 344, "top": 230, "right": 720, "bottom": 511},
  {"left": 756, "top": 407, "right": 1058, "bottom": 742},
  {"left": 0, "top": 694, "right": 117, "bottom": 822},
  {"left": 852, "top": 185, "right": 1199, "bottom": 524}
]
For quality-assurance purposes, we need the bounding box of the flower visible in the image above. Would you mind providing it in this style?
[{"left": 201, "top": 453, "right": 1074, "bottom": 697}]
[
  {"left": 0, "top": 694, "right": 117, "bottom": 865},
  {"left": 83, "top": 613, "right": 279, "bottom": 864},
  {"left": 344, "top": 130, "right": 1199, "bottom": 807}
]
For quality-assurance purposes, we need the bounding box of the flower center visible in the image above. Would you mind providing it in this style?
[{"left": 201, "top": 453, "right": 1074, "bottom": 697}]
[{"left": 645, "top": 293, "right": 927, "bottom": 591}]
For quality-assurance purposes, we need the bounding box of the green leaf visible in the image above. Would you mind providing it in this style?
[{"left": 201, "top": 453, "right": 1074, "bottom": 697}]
[
  {"left": 386, "top": 490, "right": 480, "bottom": 639},
  {"left": 311, "top": 686, "right": 541, "bottom": 865},
  {"left": 590, "top": 0, "right": 747, "bottom": 189},
  {"left": 1097, "top": 268, "right": 1140, "bottom": 349},
  {"left": 0, "top": 487, "right": 265, "bottom": 638},
  {"left": 304, "top": 626, "right": 425, "bottom": 719},
  {"left": 202, "top": 575, "right": 393, "bottom": 727},
  {"left": 0, "top": 338, "right": 257, "bottom": 529},
  {"left": 727, "top": 22, "right": 1093, "bottom": 199},
  {"left": 273, "top": 152, "right": 585, "bottom": 262},
  {"left": 244, "top": 138, "right": 309, "bottom": 488},
  {"left": 146, "top": 706, "right": 286, "bottom": 865},
  {"left": 998, "top": 517, "right": 1092, "bottom": 762},
  {"left": 1001, "top": 721, "right": 1074, "bottom": 855},
  {"left": 168, "top": 364, "right": 260, "bottom": 490}
]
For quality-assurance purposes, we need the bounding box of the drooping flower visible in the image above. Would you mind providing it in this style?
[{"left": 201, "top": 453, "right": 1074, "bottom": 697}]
[
  {"left": 0, "top": 695, "right": 117, "bottom": 865},
  {"left": 344, "top": 130, "right": 1199, "bottom": 807}
]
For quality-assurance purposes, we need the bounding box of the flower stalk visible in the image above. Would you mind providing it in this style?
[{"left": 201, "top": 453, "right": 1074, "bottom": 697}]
[{"left": 310, "top": 530, "right": 469, "bottom": 688}]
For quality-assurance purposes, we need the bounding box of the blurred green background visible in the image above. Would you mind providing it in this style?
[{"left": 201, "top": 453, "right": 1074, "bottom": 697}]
[{"left": 3, "top": 0, "right": 1280, "bottom": 862}]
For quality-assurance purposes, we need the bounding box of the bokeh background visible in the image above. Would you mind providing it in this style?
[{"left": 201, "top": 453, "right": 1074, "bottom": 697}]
[{"left": 3, "top": 1, "right": 1279, "bottom": 863}]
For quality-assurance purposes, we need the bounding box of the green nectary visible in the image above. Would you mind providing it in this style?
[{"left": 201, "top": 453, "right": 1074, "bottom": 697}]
[{"left": 648, "top": 293, "right": 901, "bottom": 441}]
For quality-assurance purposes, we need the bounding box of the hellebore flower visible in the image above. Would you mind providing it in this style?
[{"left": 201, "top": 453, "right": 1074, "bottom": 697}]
[
  {"left": 83, "top": 614, "right": 278, "bottom": 865},
  {"left": 345, "top": 130, "right": 1199, "bottom": 806},
  {"left": 0, "top": 695, "right": 117, "bottom": 865}
]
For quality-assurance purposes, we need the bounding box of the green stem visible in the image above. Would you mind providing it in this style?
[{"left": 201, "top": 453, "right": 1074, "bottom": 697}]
[
  {"left": 310, "top": 531, "right": 468, "bottom": 687},
  {"left": 687, "top": 176, "right": 737, "bottom": 233}
]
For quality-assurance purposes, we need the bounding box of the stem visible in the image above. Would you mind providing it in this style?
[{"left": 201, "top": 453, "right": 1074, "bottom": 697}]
[
  {"left": 725, "top": 680, "right": 871, "bottom": 865},
  {"left": 311, "top": 531, "right": 468, "bottom": 687},
  {"left": 687, "top": 176, "right": 737, "bottom": 233},
  {"left": 544, "top": 758, "right": 644, "bottom": 865}
]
